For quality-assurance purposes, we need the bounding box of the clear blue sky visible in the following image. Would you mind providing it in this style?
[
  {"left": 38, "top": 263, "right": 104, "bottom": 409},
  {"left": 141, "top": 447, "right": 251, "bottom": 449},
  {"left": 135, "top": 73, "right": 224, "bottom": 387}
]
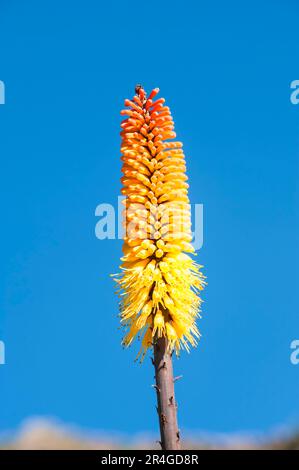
[{"left": 0, "top": 0, "right": 298, "bottom": 437}]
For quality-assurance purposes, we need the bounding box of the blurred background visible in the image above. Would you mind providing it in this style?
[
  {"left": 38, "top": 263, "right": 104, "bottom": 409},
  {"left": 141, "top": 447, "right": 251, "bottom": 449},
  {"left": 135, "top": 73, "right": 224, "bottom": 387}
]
[{"left": 0, "top": 0, "right": 298, "bottom": 449}]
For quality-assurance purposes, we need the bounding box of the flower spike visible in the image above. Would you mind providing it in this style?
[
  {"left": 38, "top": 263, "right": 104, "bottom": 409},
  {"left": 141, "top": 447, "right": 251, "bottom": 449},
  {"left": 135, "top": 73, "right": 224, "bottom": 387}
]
[{"left": 115, "top": 86, "right": 205, "bottom": 360}]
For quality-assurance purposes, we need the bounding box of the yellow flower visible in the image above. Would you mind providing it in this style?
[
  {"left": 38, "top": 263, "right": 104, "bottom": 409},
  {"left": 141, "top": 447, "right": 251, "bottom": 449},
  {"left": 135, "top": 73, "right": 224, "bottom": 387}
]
[{"left": 115, "top": 86, "right": 205, "bottom": 360}]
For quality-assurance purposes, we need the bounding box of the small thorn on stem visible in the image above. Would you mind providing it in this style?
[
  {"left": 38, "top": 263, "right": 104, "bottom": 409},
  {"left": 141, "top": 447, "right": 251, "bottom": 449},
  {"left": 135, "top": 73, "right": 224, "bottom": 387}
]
[
  {"left": 160, "top": 413, "right": 167, "bottom": 426},
  {"left": 169, "top": 396, "right": 174, "bottom": 405},
  {"left": 152, "top": 384, "right": 161, "bottom": 393},
  {"left": 173, "top": 375, "right": 183, "bottom": 383},
  {"left": 177, "top": 431, "right": 180, "bottom": 442},
  {"left": 158, "top": 361, "right": 166, "bottom": 372}
]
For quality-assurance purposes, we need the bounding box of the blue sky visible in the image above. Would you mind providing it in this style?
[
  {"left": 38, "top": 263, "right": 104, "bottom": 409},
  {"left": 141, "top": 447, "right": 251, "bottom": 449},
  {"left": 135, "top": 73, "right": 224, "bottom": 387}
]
[{"left": 0, "top": 0, "right": 298, "bottom": 437}]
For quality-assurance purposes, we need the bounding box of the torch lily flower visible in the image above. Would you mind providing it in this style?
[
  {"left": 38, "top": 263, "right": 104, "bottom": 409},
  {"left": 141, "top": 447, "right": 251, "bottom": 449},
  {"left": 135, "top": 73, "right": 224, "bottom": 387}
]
[{"left": 115, "top": 86, "right": 205, "bottom": 360}]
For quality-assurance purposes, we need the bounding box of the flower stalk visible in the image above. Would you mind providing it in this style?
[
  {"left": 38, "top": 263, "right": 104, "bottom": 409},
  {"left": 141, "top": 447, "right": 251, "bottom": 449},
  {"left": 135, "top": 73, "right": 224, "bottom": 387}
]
[{"left": 153, "top": 337, "right": 180, "bottom": 450}]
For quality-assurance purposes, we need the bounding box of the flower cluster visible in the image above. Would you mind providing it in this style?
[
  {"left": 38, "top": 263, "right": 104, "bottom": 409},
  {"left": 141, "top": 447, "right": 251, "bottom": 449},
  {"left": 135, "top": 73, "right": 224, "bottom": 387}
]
[{"left": 115, "top": 86, "right": 205, "bottom": 360}]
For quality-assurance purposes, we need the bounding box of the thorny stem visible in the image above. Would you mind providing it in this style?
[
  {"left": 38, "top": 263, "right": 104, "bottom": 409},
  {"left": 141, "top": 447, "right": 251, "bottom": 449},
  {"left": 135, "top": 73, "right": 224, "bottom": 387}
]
[{"left": 153, "top": 337, "right": 181, "bottom": 450}]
